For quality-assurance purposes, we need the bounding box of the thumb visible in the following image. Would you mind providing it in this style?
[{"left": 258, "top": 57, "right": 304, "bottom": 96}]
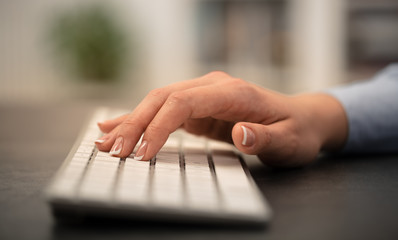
[
  {"left": 232, "top": 121, "right": 320, "bottom": 167},
  {"left": 232, "top": 122, "right": 286, "bottom": 156}
]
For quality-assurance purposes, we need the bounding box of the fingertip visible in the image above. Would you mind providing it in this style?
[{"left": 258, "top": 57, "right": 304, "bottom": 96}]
[
  {"left": 109, "top": 136, "right": 123, "bottom": 157},
  {"left": 232, "top": 123, "right": 252, "bottom": 154},
  {"left": 241, "top": 125, "right": 255, "bottom": 147},
  {"left": 231, "top": 123, "right": 240, "bottom": 143},
  {"left": 95, "top": 133, "right": 115, "bottom": 152},
  {"left": 140, "top": 143, "right": 158, "bottom": 162},
  {"left": 232, "top": 122, "right": 264, "bottom": 155},
  {"left": 97, "top": 121, "right": 108, "bottom": 133},
  {"left": 232, "top": 123, "right": 251, "bottom": 143},
  {"left": 140, "top": 155, "right": 153, "bottom": 161},
  {"left": 133, "top": 140, "right": 148, "bottom": 160}
]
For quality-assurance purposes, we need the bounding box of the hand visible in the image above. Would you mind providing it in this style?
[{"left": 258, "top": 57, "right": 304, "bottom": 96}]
[{"left": 95, "top": 71, "right": 348, "bottom": 167}]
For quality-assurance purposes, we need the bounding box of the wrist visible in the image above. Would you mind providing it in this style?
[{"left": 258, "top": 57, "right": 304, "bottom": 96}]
[{"left": 293, "top": 93, "right": 348, "bottom": 152}]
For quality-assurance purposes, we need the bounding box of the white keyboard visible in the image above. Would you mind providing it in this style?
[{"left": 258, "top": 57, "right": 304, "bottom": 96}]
[{"left": 46, "top": 108, "right": 272, "bottom": 226}]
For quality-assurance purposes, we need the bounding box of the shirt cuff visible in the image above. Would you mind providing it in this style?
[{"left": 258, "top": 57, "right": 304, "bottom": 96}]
[{"left": 326, "top": 63, "right": 398, "bottom": 153}]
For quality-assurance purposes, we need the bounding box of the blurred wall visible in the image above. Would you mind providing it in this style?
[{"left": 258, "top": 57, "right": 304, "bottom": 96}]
[
  {"left": 0, "top": 0, "right": 196, "bottom": 104},
  {"left": 288, "top": 0, "right": 346, "bottom": 92},
  {"left": 0, "top": 0, "right": 397, "bottom": 105}
]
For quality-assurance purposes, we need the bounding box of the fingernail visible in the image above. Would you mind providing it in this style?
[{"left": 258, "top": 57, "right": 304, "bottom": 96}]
[
  {"left": 94, "top": 134, "right": 109, "bottom": 144},
  {"left": 95, "top": 139, "right": 105, "bottom": 144},
  {"left": 110, "top": 136, "right": 123, "bottom": 156},
  {"left": 241, "top": 126, "right": 255, "bottom": 146},
  {"left": 134, "top": 141, "right": 147, "bottom": 161}
]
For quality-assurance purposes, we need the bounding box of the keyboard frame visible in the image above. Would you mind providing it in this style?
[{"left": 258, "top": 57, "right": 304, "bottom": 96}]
[{"left": 45, "top": 108, "right": 272, "bottom": 227}]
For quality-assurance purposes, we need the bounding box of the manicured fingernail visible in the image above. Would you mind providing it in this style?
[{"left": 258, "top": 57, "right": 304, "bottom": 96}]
[
  {"left": 241, "top": 126, "right": 255, "bottom": 146},
  {"left": 134, "top": 141, "right": 147, "bottom": 161},
  {"left": 94, "top": 134, "right": 109, "bottom": 144},
  {"left": 110, "top": 136, "right": 123, "bottom": 156}
]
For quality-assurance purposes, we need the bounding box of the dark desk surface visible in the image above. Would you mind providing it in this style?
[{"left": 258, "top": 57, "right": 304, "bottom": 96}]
[{"left": 1, "top": 103, "right": 398, "bottom": 240}]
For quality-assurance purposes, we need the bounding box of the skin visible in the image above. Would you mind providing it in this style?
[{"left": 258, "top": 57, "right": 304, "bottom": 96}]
[{"left": 95, "top": 71, "right": 348, "bottom": 167}]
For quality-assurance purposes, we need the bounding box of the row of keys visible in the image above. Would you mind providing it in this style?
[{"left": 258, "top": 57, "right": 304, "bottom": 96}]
[
  {"left": 49, "top": 109, "right": 109, "bottom": 199},
  {"left": 51, "top": 108, "right": 264, "bottom": 217}
]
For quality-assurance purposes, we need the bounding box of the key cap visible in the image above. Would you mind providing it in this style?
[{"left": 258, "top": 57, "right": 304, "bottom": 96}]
[
  {"left": 212, "top": 151, "right": 262, "bottom": 215},
  {"left": 151, "top": 155, "right": 183, "bottom": 208},
  {"left": 185, "top": 153, "right": 219, "bottom": 211},
  {"left": 78, "top": 155, "right": 120, "bottom": 202},
  {"left": 115, "top": 158, "right": 150, "bottom": 204}
]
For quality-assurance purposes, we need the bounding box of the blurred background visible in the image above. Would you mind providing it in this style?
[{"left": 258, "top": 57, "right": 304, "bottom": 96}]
[{"left": 1, "top": 0, "right": 398, "bottom": 106}]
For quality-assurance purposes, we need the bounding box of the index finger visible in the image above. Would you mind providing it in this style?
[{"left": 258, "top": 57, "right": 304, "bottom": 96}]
[
  {"left": 100, "top": 73, "right": 229, "bottom": 157},
  {"left": 138, "top": 80, "right": 268, "bottom": 160}
]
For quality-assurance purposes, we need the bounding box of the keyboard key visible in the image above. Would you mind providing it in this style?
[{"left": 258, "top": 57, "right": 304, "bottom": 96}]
[
  {"left": 212, "top": 153, "right": 263, "bottom": 215},
  {"left": 151, "top": 156, "right": 183, "bottom": 208},
  {"left": 184, "top": 151, "right": 219, "bottom": 211},
  {"left": 182, "top": 137, "right": 206, "bottom": 154},
  {"left": 78, "top": 155, "right": 120, "bottom": 202},
  {"left": 161, "top": 136, "right": 180, "bottom": 152},
  {"left": 115, "top": 158, "right": 150, "bottom": 204}
]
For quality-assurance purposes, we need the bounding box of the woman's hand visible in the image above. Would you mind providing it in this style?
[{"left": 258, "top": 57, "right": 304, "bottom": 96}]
[{"left": 95, "top": 71, "right": 348, "bottom": 167}]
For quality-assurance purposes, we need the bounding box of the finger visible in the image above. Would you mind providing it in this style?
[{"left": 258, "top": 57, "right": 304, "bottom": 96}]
[
  {"left": 121, "top": 71, "right": 234, "bottom": 136},
  {"left": 231, "top": 121, "right": 306, "bottom": 167},
  {"left": 97, "top": 114, "right": 129, "bottom": 133},
  {"left": 97, "top": 76, "right": 217, "bottom": 134},
  {"left": 138, "top": 83, "right": 255, "bottom": 160},
  {"left": 95, "top": 125, "right": 120, "bottom": 152},
  {"left": 127, "top": 72, "right": 226, "bottom": 125},
  {"left": 107, "top": 73, "right": 226, "bottom": 158}
]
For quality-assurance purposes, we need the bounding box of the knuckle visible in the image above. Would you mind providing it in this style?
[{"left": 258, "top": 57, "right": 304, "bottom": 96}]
[
  {"left": 167, "top": 91, "right": 189, "bottom": 106},
  {"left": 146, "top": 123, "right": 168, "bottom": 137},
  {"left": 148, "top": 88, "right": 165, "bottom": 98},
  {"left": 120, "top": 118, "right": 136, "bottom": 127},
  {"left": 205, "top": 70, "right": 230, "bottom": 79},
  {"left": 119, "top": 119, "right": 143, "bottom": 134},
  {"left": 224, "top": 77, "right": 249, "bottom": 93},
  {"left": 231, "top": 78, "right": 251, "bottom": 93},
  {"left": 146, "top": 123, "right": 161, "bottom": 133},
  {"left": 167, "top": 91, "right": 192, "bottom": 115},
  {"left": 230, "top": 77, "right": 245, "bottom": 86}
]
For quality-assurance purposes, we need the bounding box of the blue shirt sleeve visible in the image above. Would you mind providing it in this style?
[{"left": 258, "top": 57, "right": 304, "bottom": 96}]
[{"left": 327, "top": 63, "right": 398, "bottom": 153}]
